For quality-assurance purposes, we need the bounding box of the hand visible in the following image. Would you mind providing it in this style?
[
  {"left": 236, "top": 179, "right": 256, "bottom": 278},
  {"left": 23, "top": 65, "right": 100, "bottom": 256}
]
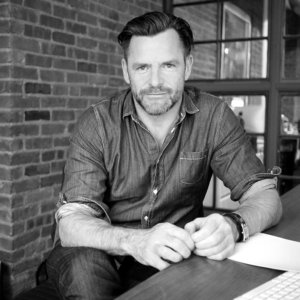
[
  {"left": 128, "top": 223, "right": 194, "bottom": 270},
  {"left": 184, "top": 213, "right": 236, "bottom": 261}
]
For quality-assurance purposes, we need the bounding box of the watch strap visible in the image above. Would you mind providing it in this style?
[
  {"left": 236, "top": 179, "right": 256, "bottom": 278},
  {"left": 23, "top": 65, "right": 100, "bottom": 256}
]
[{"left": 223, "top": 212, "right": 249, "bottom": 242}]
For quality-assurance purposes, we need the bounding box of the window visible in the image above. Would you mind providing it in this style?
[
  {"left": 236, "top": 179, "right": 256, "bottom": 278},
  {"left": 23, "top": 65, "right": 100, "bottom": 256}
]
[{"left": 165, "top": 0, "right": 300, "bottom": 209}]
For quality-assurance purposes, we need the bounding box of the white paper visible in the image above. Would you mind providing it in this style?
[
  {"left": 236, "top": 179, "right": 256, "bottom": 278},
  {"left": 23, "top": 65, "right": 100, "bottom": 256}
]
[{"left": 228, "top": 233, "right": 300, "bottom": 272}]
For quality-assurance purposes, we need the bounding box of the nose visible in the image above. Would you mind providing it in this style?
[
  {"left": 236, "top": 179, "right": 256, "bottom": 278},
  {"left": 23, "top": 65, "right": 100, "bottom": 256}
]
[{"left": 149, "top": 67, "right": 162, "bottom": 87}]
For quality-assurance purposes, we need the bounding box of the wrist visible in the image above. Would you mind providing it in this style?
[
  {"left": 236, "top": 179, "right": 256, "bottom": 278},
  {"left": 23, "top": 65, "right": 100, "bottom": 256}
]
[
  {"left": 223, "top": 212, "right": 250, "bottom": 242},
  {"left": 223, "top": 215, "right": 240, "bottom": 242}
]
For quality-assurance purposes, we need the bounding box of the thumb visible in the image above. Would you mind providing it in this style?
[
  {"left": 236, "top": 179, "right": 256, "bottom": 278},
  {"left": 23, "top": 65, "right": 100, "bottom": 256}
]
[{"left": 184, "top": 218, "right": 206, "bottom": 234}]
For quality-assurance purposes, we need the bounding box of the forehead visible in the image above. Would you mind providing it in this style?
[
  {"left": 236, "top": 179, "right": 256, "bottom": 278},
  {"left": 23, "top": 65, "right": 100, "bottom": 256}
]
[{"left": 126, "top": 29, "right": 185, "bottom": 62}]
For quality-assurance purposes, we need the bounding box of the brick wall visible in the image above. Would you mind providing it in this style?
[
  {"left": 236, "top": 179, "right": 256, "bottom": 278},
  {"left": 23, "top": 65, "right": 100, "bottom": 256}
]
[{"left": 0, "top": 0, "right": 162, "bottom": 298}]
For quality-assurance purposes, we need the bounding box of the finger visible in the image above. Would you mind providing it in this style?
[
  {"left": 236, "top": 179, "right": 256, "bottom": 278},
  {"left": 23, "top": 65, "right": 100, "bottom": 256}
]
[
  {"left": 194, "top": 236, "right": 235, "bottom": 259},
  {"left": 152, "top": 255, "right": 171, "bottom": 271},
  {"left": 184, "top": 222, "right": 197, "bottom": 235},
  {"left": 194, "top": 231, "right": 223, "bottom": 250},
  {"left": 158, "top": 246, "right": 184, "bottom": 263},
  {"left": 168, "top": 225, "right": 195, "bottom": 251},
  {"left": 165, "top": 237, "right": 192, "bottom": 259}
]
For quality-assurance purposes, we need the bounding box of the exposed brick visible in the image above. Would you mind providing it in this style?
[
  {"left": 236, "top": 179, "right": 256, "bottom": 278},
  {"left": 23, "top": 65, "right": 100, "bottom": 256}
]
[
  {"left": 41, "top": 43, "right": 66, "bottom": 57},
  {"left": 0, "top": 80, "right": 23, "bottom": 94},
  {"left": 41, "top": 97, "right": 66, "bottom": 108},
  {"left": 0, "top": 3, "right": 10, "bottom": 18},
  {"left": 12, "top": 178, "right": 40, "bottom": 193},
  {"left": 11, "top": 151, "right": 40, "bottom": 165},
  {"left": 77, "top": 62, "right": 97, "bottom": 73},
  {"left": 57, "top": 150, "right": 65, "bottom": 159},
  {"left": 51, "top": 160, "right": 65, "bottom": 172},
  {"left": 80, "top": 86, "right": 99, "bottom": 97},
  {"left": 25, "top": 164, "right": 50, "bottom": 176},
  {"left": 88, "top": 27, "right": 107, "bottom": 40},
  {"left": 24, "top": 0, "right": 51, "bottom": 13},
  {"left": 41, "top": 201, "right": 56, "bottom": 213},
  {"left": 53, "top": 5, "right": 76, "bottom": 20},
  {"left": 67, "top": 72, "right": 88, "bottom": 83},
  {"left": 53, "top": 58, "right": 76, "bottom": 70},
  {"left": 13, "top": 229, "right": 40, "bottom": 248},
  {"left": 0, "top": 19, "right": 10, "bottom": 33},
  {"left": 25, "top": 53, "right": 52, "bottom": 68},
  {"left": 66, "top": 21, "right": 87, "bottom": 34},
  {"left": 42, "top": 124, "right": 66, "bottom": 135},
  {"left": 0, "top": 236, "right": 13, "bottom": 251},
  {"left": 11, "top": 66, "right": 38, "bottom": 80},
  {"left": 40, "top": 14, "right": 64, "bottom": 29},
  {"left": 42, "top": 150, "right": 55, "bottom": 161},
  {"left": 0, "top": 50, "right": 10, "bottom": 63},
  {"left": 24, "top": 24, "right": 51, "bottom": 40},
  {"left": 77, "top": 37, "right": 97, "bottom": 49},
  {"left": 77, "top": 11, "right": 97, "bottom": 25},
  {"left": 67, "top": 0, "right": 88, "bottom": 10},
  {"left": 0, "top": 124, "right": 39, "bottom": 138},
  {"left": 52, "top": 84, "right": 68, "bottom": 95},
  {"left": 67, "top": 47, "right": 88, "bottom": 60},
  {"left": 52, "top": 110, "right": 75, "bottom": 121},
  {"left": 24, "top": 110, "right": 50, "bottom": 121},
  {"left": 11, "top": 36, "right": 40, "bottom": 52},
  {"left": 11, "top": 5, "right": 38, "bottom": 23},
  {"left": 25, "top": 82, "right": 51, "bottom": 94},
  {"left": 90, "top": 52, "right": 108, "bottom": 64},
  {"left": 40, "top": 173, "right": 63, "bottom": 187},
  {"left": 25, "top": 137, "right": 52, "bottom": 150},
  {"left": 0, "top": 35, "right": 9, "bottom": 48},
  {"left": 0, "top": 138, "right": 23, "bottom": 151},
  {"left": 67, "top": 97, "right": 87, "bottom": 109},
  {"left": 40, "top": 69, "right": 65, "bottom": 82},
  {"left": 52, "top": 31, "right": 75, "bottom": 45},
  {"left": 0, "top": 111, "right": 23, "bottom": 123},
  {"left": 109, "top": 77, "right": 125, "bottom": 87}
]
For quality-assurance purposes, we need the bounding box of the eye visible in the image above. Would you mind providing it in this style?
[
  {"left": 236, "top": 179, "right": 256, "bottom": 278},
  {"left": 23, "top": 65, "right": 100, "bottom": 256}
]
[
  {"left": 164, "top": 63, "right": 175, "bottom": 69},
  {"left": 136, "top": 65, "right": 149, "bottom": 72}
]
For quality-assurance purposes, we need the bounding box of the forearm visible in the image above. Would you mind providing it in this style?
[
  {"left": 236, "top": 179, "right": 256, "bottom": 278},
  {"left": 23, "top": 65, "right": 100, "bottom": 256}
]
[
  {"left": 235, "top": 179, "right": 283, "bottom": 236},
  {"left": 57, "top": 205, "right": 138, "bottom": 256}
]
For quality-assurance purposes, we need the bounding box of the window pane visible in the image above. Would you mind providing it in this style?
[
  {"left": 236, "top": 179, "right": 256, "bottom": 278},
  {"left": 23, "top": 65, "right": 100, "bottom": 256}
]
[
  {"left": 221, "top": 95, "right": 265, "bottom": 162},
  {"left": 279, "top": 138, "right": 300, "bottom": 175},
  {"left": 285, "top": 0, "right": 300, "bottom": 35},
  {"left": 221, "top": 40, "right": 268, "bottom": 78},
  {"left": 223, "top": 0, "right": 268, "bottom": 39},
  {"left": 278, "top": 177, "right": 300, "bottom": 195},
  {"left": 174, "top": 0, "right": 208, "bottom": 4},
  {"left": 190, "top": 43, "right": 217, "bottom": 79},
  {"left": 281, "top": 95, "right": 300, "bottom": 135},
  {"left": 283, "top": 38, "right": 300, "bottom": 79},
  {"left": 174, "top": 3, "right": 218, "bottom": 41},
  {"left": 222, "top": 95, "right": 266, "bottom": 134}
]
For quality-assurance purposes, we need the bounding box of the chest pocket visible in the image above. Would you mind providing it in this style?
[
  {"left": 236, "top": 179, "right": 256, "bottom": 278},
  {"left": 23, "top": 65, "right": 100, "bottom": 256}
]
[{"left": 180, "top": 151, "right": 207, "bottom": 184}]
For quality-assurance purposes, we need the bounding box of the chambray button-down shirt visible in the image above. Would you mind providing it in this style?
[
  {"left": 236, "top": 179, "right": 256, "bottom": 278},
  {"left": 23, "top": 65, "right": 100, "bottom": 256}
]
[{"left": 59, "top": 87, "right": 271, "bottom": 230}]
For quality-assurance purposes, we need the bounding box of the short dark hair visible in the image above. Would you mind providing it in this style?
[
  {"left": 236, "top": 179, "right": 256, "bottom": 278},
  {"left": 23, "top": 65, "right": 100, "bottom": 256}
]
[{"left": 118, "top": 11, "right": 194, "bottom": 58}]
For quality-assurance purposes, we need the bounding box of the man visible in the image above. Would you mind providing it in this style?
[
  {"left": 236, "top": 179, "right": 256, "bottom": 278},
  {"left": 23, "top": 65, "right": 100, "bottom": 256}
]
[{"left": 47, "top": 11, "right": 282, "bottom": 300}]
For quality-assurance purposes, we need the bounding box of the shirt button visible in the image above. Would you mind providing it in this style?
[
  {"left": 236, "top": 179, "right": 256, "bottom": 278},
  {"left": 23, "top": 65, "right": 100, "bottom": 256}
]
[
  {"left": 144, "top": 215, "right": 149, "bottom": 221},
  {"left": 153, "top": 188, "right": 158, "bottom": 195}
]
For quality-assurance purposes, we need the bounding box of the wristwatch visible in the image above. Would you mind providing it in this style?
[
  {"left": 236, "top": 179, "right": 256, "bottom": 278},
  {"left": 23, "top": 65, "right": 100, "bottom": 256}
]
[{"left": 223, "top": 212, "right": 249, "bottom": 242}]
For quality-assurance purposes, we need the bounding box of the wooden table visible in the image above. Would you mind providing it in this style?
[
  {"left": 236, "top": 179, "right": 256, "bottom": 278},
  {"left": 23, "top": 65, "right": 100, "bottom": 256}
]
[{"left": 117, "top": 185, "right": 300, "bottom": 300}]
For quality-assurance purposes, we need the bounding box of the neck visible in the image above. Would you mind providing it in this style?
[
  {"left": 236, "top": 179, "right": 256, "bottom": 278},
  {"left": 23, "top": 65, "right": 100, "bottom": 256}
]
[{"left": 134, "top": 99, "right": 182, "bottom": 147}]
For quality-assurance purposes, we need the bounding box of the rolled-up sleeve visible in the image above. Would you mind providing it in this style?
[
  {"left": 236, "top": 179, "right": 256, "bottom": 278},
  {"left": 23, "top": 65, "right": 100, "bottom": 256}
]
[
  {"left": 58, "top": 106, "right": 110, "bottom": 221},
  {"left": 211, "top": 102, "right": 274, "bottom": 200}
]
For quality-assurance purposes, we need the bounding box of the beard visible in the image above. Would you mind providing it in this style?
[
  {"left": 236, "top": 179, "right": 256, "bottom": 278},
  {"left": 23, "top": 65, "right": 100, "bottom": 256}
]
[{"left": 132, "top": 86, "right": 183, "bottom": 116}]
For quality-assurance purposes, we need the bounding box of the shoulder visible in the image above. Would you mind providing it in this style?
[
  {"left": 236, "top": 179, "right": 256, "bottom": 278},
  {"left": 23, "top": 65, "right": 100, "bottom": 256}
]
[{"left": 184, "top": 85, "right": 228, "bottom": 113}]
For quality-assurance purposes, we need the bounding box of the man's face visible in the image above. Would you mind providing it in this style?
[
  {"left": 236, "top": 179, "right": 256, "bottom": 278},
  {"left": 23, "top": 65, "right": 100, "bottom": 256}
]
[{"left": 122, "top": 29, "right": 193, "bottom": 116}]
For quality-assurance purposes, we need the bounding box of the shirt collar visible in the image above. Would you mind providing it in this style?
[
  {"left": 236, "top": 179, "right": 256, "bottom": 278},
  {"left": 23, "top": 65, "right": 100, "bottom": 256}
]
[{"left": 122, "top": 87, "right": 200, "bottom": 120}]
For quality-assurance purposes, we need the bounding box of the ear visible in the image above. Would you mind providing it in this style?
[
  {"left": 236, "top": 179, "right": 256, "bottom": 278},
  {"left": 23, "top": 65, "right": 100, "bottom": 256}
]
[
  {"left": 184, "top": 54, "right": 193, "bottom": 81},
  {"left": 121, "top": 58, "right": 130, "bottom": 85}
]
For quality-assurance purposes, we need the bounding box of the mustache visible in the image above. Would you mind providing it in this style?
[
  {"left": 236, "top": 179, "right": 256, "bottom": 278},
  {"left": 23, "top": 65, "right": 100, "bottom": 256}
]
[{"left": 140, "top": 86, "right": 173, "bottom": 95}]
